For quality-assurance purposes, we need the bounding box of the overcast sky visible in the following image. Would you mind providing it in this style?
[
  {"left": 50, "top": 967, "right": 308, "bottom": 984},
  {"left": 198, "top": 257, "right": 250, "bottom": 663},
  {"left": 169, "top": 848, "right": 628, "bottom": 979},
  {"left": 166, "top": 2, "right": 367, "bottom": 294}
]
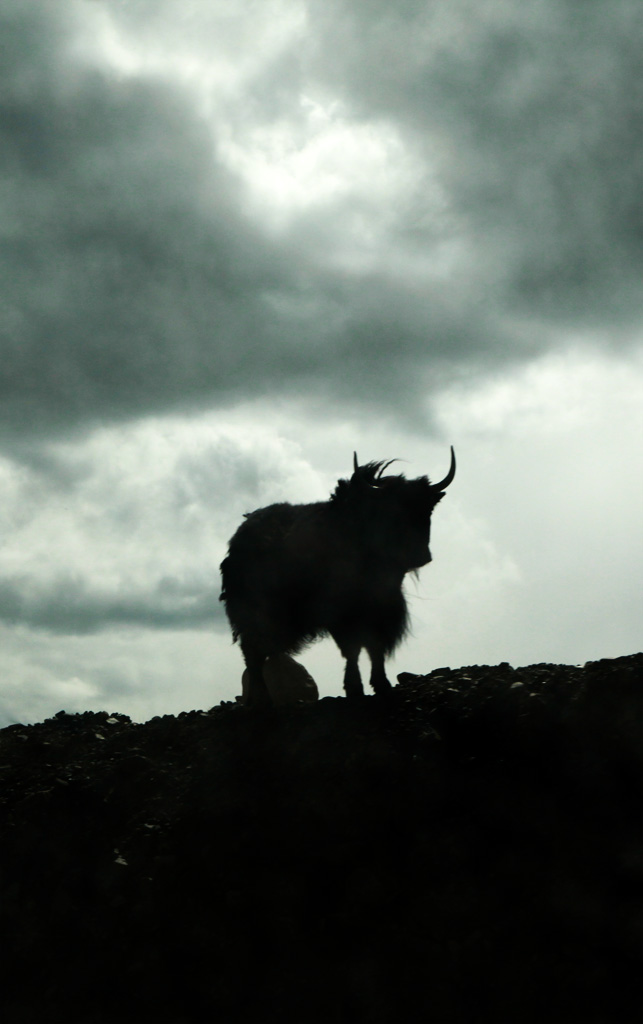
[{"left": 1, "top": 0, "right": 641, "bottom": 726}]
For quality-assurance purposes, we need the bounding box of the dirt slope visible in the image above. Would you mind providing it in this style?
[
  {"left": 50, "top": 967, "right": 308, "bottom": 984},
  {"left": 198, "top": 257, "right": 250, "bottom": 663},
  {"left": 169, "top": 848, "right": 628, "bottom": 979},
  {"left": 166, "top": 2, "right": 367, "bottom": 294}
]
[{"left": 1, "top": 654, "right": 641, "bottom": 1023}]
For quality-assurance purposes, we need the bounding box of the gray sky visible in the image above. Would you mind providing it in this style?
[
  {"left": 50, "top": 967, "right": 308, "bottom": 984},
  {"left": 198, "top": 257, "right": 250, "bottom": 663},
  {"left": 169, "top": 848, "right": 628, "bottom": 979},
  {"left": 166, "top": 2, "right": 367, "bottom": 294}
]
[{"left": 1, "top": 0, "right": 641, "bottom": 725}]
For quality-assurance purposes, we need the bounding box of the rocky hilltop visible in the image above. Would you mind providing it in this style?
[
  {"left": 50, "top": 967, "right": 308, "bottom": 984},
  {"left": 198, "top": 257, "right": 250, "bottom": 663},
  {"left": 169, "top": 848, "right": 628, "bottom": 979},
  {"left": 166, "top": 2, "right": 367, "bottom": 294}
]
[{"left": 1, "top": 654, "right": 641, "bottom": 1024}]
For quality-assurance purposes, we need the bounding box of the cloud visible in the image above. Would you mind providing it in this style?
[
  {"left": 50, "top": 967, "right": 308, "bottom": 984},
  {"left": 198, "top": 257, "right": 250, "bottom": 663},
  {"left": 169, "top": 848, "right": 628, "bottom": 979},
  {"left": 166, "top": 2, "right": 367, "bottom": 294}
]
[
  {"left": 0, "top": 622, "right": 228, "bottom": 725},
  {"left": 306, "top": 0, "right": 643, "bottom": 332},
  {"left": 0, "top": 573, "right": 219, "bottom": 634},
  {"left": 4, "top": 0, "right": 640, "bottom": 446},
  {"left": 1, "top": 0, "right": 286, "bottom": 437},
  {"left": 0, "top": 413, "right": 326, "bottom": 635},
  {"left": 428, "top": 347, "right": 643, "bottom": 665}
]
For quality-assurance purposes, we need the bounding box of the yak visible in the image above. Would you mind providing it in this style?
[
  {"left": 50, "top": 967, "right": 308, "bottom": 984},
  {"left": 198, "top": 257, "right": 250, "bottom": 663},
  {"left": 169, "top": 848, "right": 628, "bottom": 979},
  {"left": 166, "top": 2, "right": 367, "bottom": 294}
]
[{"left": 220, "top": 448, "right": 455, "bottom": 707}]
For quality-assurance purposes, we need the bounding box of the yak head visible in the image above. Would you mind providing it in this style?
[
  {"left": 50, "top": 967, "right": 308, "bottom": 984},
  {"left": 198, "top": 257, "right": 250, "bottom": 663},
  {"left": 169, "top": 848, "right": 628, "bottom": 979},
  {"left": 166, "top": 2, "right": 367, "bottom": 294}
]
[{"left": 332, "top": 447, "right": 456, "bottom": 573}]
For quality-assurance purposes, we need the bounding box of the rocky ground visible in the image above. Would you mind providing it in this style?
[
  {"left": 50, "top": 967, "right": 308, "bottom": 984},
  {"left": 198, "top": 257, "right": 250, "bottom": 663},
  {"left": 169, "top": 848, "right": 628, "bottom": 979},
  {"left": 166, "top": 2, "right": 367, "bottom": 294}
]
[{"left": 0, "top": 653, "right": 641, "bottom": 1024}]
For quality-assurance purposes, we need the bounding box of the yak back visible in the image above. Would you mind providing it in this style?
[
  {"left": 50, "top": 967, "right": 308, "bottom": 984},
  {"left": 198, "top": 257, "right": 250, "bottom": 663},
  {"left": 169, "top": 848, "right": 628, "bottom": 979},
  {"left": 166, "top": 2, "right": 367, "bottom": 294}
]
[{"left": 220, "top": 499, "right": 408, "bottom": 656}]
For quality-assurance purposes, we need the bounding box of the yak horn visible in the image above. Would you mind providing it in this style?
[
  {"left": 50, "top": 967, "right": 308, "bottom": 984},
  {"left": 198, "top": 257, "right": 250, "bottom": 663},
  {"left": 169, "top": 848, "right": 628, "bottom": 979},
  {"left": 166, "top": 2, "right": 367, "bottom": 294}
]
[
  {"left": 353, "top": 451, "right": 359, "bottom": 473},
  {"left": 432, "top": 446, "right": 456, "bottom": 490}
]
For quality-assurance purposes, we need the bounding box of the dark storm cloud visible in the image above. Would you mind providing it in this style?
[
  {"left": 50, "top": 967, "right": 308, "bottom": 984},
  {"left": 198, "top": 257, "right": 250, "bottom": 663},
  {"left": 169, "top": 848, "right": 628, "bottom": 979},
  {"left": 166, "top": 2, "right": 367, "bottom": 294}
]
[
  {"left": 306, "top": 0, "right": 643, "bottom": 329},
  {"left": 0, "top": 0, "right": 291, "bottom": 438},
  {"left": 0, "top": 572, "right": 224, "bottom": 634},
  {"left": 1, "top": 0, "right": 641, "bottom": 444}
]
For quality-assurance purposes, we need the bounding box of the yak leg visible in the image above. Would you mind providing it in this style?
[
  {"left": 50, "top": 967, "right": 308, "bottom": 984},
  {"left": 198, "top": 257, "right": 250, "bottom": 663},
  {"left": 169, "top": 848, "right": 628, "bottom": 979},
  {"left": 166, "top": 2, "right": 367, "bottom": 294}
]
[
  {"left": 343, "top": 654, "right": 364, "bottom": 700},
  {"left": 241, "top": 645, "right": 272, "bottom": 708},
  {"left": 367, "top": 645, "right": 392, "bottom": 696},
  {"left": 332, "top": 634, "right": 364, "bottom": 700}
]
